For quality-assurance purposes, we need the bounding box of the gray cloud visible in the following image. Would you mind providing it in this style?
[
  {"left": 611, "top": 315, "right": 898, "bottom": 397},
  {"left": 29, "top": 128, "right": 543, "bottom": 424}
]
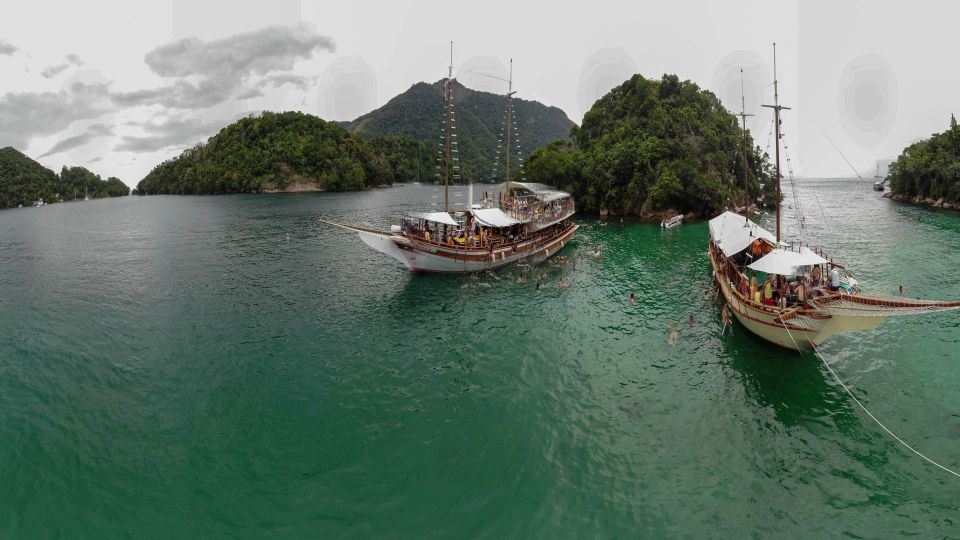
[
  {"left": 114, "top": 117, "right": 224, "bottom": 153},
  {"left": 113, "top": 24, "right": 334, "bottom": 110},
  {"left": 38, "top": 123, "right": 114, "bottom": 158},
  {"left": 40, "top": 54, "right": 84, "bottom": 79},
  {"left": 236, "top": 87, "right": 265, "bottom": 100},
  {"left": 41, "top": 64, "right": 70, "bottom": 78},
  {"left": 146, "top": 24, "right": 333, "bottom": 77},
  {"left": 0, "top": 40, "right": 16, "bottom": 55},
  {"left": 0, "top": 82, "right": 113, "bottom": 149},
  {"left": 260, "top": 73, "right": 314, "bottom": 90}
]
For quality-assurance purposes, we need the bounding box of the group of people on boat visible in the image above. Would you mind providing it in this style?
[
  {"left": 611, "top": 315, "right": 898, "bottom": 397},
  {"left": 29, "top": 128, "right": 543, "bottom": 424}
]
[
  {"left": 480, "top": 190, "right": 575, "bottom": 226},
  {"left": 400, "top": 215, "right": 572, "bottom": 252},
  {"left": 400, "top": 217, "right": 505, "bottom": 249},
  {"left": 719, "top": 239, "right": 857, "bottom": 311}
]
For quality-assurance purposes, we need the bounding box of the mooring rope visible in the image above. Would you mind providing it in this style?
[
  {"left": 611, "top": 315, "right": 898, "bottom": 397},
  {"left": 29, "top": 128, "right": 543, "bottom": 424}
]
[{"left": 779, "top": 325, "right": 960, "bottom": 479}]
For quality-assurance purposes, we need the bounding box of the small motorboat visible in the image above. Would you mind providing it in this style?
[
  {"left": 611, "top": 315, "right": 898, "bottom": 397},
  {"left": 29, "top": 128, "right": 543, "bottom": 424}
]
[
  {"left": 660, "top": 215, "right": 683, "bottom": 229},
  {"left": 873, "top": 181, "right": 884, "bottom": 191}
]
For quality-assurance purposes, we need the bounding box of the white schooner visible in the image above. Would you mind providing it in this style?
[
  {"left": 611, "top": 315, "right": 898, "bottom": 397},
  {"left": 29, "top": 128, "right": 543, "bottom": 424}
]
[
  {"left": 709, "top": 45, "right": 960, "bottom": 351},
  {"left": 324, "top": 44, "right": 577, "bottom": 273}
]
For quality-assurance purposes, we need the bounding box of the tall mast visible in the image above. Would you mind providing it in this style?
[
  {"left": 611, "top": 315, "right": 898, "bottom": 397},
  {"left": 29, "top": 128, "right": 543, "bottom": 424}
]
[
  {"left": 443, "top": 41, "right": 453, "bottom": 212},
  {"left": 762, "top": 42, "right": 790, "bottom": 243},
  {"left": 504, "top": 59, "right": 515, "bottom": 199},
  {"left": 738, "top": 68, "right": 754, "bottom": 225}
]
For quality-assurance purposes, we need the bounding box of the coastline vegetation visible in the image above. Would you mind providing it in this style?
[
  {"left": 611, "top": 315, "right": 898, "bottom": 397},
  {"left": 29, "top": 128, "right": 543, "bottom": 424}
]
[
  {"left": 135, "top": 111, "right": 445, "bottom": 195},
  {"left": 887, "top": 114, "right": 960, "bottom": 208},
  {"left": 0, "top": 147, "right": 128, "bottom": 208},
  {"left": 525, "top": 74, "right": 775, "bottom": 218}
]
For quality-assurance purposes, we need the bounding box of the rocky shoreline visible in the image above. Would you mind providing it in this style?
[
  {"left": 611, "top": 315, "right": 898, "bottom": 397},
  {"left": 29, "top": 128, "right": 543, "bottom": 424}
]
[{"left": 884, "top": 192, "right": 959, "bottom": 210}]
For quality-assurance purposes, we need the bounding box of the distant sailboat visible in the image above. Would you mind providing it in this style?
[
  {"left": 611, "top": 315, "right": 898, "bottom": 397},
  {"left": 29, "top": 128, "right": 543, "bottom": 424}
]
[
  {"left": 873, "top": 163, "right": 885, "bottom": 191},
  {"left": 84, "top": 185, "right": 90, "bottom": 201}
]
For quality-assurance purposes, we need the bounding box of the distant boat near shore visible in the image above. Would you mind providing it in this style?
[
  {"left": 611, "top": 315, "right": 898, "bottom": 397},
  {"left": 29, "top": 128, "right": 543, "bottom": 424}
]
[{"left": 660, "top": 215, "right": 683, "bottom": 229}]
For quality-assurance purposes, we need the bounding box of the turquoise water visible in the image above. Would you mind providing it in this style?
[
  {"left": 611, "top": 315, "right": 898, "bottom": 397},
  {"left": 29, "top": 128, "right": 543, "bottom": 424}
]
[{"left": 1, "top": 181, "right": 958, "bottom": 537}]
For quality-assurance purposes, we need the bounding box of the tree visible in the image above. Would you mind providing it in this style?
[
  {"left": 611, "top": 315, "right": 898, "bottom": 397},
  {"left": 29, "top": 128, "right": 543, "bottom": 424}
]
[
  {"left": 888, "top": 114, "right": 960, "bottom": 204},
  {"left": 526, "top": 73, "right": 774, "bottom": 217}
]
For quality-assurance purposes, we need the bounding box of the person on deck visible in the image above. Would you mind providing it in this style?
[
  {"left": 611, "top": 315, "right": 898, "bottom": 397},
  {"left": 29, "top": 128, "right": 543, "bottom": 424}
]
[
  {"left": 763, "top": 277, "right": 773, "bottom": 305},
  {"left": 810, "top": 265, "right": 823, "bottom": 288},
  {"left": 829, "top": 265, "right": 841, "bottom": 292}
]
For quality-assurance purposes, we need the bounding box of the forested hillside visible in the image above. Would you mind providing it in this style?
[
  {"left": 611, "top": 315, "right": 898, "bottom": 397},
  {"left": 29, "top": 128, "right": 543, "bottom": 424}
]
[
  {"left": 0, "top": 147, "right": 127, "bottom": 208},
  {"left": 341, "top": 80, "right": 574, "bottom": 183},
  {"left": 888, "top": 114, "right": 960, "bottom": 207},
  {"left": 137, "top": 112, "right": 399, "bottom": 194},
  {"left": 524, "top": 74, "right": 775, "bottom": 217}
]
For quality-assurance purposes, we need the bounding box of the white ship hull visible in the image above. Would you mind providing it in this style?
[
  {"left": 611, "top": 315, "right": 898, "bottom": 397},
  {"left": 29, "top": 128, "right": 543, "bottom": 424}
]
[
  {"left": 711, "top": 246, "right": 885, "bottom": 351},
  {"left": 358, "top": 224, "right": 578, "bottom": 273}
]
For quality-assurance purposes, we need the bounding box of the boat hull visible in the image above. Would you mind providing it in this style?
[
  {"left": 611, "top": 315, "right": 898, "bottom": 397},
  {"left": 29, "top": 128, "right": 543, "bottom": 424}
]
[
  {"left": 359, "top": 224, "right": 578, "bottom": 273},
  {"left": 710, "top": 245, "right": 885, "bottom": 351}
]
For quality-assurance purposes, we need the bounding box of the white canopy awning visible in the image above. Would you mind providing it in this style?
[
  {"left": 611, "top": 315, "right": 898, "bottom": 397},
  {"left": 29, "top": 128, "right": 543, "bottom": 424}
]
[
  {"left": 709, "top": 211, "right": 776, "bottom": 257},
  {"left": 471, "top": 208, "right": 521, "bottom": 228},
  {"left": 747, "top": 247, "right": 829, "bottom": 276},
  {"left": 408, "top": 212, "right": 458, "bottom": 227},
  {"left": 494, "top": 182, "right": 571, "bottom": 202}
]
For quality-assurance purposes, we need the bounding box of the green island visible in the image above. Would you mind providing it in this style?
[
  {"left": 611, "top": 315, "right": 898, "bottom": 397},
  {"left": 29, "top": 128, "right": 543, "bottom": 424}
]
[
  {"left": 136, "top": 82, "right": 574, "bottom": 196},
  {"left": 137, "top": 111, "right": 402, "bottom": 194},
  {"left": 0, "top": 147, "right": 128, "bottom": 208},
  {"left": 887, "top": 114, "right": 960, "bottom": 209},
  {"left": 525, "top": 74, "right": 775, "bottom": 218}
]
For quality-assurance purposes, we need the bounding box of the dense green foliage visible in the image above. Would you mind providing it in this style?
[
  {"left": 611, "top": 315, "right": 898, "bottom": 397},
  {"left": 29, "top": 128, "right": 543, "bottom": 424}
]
[
  {"left": 60, "top": 166, "right": 129, "bottom": 199},
  {"left": 137, "top": 112, "right": 396, "bottom": 195},
  {"left": 0, "top": 147, "right": 127, "bottom": 208},
  {"left": 366, "top": 136, "right": 435, "bottom": 183},
  {"left": 888, "top": 114, "right": 960, "bottom": 203},
  {"left": 341, "top": 80, "right": 574, "bottom": 183},
  {"left": 525, "top": 74, "right": 775, "bottom": 217}
]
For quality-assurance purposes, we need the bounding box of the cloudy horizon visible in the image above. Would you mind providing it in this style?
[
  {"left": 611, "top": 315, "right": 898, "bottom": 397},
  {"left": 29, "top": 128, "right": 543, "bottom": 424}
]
[{"left": 1, "top": 0, "right": 958, "bottom": 186}]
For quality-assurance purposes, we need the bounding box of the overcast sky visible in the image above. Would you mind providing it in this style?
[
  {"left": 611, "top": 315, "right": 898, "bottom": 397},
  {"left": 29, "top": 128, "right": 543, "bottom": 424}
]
[{"left": 1, "top": 0, "right": 958, "bottom": 186}]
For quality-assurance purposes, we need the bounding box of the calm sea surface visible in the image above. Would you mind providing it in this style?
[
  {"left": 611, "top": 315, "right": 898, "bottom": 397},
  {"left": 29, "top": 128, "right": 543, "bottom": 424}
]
[{"left": 1, "top": 180, "right": 958, "bottom": 537}]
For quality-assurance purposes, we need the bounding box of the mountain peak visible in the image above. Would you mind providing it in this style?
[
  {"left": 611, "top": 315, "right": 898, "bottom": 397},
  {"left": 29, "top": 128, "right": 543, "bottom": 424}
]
[{"left": 341, "top": 79, "right": 574, "bottom": 182}]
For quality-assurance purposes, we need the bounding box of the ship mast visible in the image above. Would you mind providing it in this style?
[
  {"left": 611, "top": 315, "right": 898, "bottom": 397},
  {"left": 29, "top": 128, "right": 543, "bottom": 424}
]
[
  {"left": 738, "top": 68, "right": 754, "bottom": 225},
  {"left": 762, "top": 42, "right": 790, "bottom": 243},
  {"left": 504, "top": 59, "right": 516, "bottom": 199},
  {"left": 443, "top": 41, "right": 454, "bottom": 212}
]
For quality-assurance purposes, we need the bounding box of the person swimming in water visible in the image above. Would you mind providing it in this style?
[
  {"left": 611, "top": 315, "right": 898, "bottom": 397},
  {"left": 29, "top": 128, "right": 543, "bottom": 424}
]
[
  {"left": 688, "top": 314, "right": 695, "bottom": 327},
  {"left": 667, "top": 325, "right": 679, "bottom": 345},
  {"left": 629, "top": 292, "right": 636, "bottom": 305}
]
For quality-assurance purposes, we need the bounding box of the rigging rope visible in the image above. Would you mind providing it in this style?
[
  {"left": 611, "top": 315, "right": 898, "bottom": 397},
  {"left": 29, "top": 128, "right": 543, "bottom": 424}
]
[{"left": 779, "top": 325, "right": 960, "bottom": 479}]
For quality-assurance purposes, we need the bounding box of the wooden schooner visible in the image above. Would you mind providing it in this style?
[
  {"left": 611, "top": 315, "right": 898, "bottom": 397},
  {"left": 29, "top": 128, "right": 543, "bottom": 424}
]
[
  {"left": 324, "top": 44, "right": 577, "bottom": 273},
  {"left": 709, "top": 44, "right": 960, "bottom": 351}
]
